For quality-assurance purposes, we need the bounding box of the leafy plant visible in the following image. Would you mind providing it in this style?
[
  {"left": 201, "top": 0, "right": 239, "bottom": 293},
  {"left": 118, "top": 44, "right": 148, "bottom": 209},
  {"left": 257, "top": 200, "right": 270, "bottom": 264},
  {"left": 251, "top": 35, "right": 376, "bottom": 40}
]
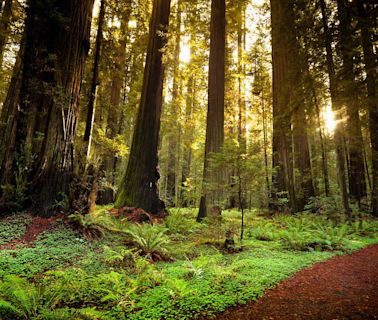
[
  {"left": 0, "top": 153, "right": 29, "bottom": 212},
  {"left": 102, "top": 245, "right": 137, "bottom": 268},
  {"left": 247, "top": 220, "right": 279, "bottom": 241},
  {"left": 0, "top": 275, "right": 42, "bottom": 319},
  {"left": 164, "top": 211, "right": 197, "bottom": 236},
  {"left": 69, "top": 211, "right": 118, "bottom": 240},
  {"left": 123, "top": 223, "right": 170, "bottom": 260}
]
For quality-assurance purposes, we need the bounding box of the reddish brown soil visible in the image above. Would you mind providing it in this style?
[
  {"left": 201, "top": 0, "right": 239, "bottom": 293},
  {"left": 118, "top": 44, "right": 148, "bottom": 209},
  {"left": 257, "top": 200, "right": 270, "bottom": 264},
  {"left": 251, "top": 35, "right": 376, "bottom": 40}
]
[
  {"left": 0, "top": 215, "right": 64, "bottom": 250},
  {"left": 207, "top": 245, "right": 378, "bottom": 320}
]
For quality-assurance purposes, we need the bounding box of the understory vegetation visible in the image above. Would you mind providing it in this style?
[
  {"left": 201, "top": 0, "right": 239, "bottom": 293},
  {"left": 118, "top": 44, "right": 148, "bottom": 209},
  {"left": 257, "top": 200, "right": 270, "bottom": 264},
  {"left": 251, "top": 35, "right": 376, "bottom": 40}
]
[{"left": 0, "top": 208, "right": 377, "bottom": 320}]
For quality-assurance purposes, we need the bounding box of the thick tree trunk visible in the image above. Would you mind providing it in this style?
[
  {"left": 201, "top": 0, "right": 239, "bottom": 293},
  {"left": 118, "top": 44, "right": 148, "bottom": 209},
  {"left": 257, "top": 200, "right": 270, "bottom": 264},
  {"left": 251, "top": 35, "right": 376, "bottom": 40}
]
[
  {"left": 337, "top": 0, "right": 367, "bottom": 206},
  {"left": 270, "top": 0, "right": 297, "bottom": 212},
  {"left": 197, "top": 0, "right": 226, "bottom": 221},
  {"left": 83, "top": 0, "right": 106, "bottom": 161},
  {"left": 115, "top": 0, "right": 171, "bottom": 214},
  {"left": 320, "top": 0, "right": 351, "bottom": 218},
  {"left": 0, "top": 0, "right": 12, "bottom": 66},
  {"left": 356, "top": 0, "right": 378, "bottom": 215},
  {"left": 0, "top": 0, "right": 95, "bottom": 212},
  {"left": 287, "top": 3, "right": 314, "bottom": 211}
]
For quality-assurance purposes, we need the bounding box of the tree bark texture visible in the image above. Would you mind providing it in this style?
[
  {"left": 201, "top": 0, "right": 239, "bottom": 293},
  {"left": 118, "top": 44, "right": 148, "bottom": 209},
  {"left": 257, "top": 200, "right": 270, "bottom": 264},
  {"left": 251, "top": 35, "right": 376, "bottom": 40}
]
[
  {"left": 356, "top": 0, "right": 378, "bottom": 215},
  {"left": 197, "top": 0, "right": 226, "bottom": 221},
  {"left": 115, "top": 0, "right": 171, "bottom": 214},
  {"left": 0, "top": 0, "right": 95, "bottom": 212},
  {"left": 337, "top": 0, "right": 367, "bottom": 205},
  {"left": 270, "top": 0, "right": 297, "bottom": 211}
]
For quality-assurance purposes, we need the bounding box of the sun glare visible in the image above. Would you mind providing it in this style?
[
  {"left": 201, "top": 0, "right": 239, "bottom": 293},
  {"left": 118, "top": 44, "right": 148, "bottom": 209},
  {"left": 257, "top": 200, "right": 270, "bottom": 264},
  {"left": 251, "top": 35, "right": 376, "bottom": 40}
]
[
  {"left": 180, "top": 39, "right": 191, "bottom": 64},
  {"left": 323, "top": 104, "right": 336, "bottom": 134},
  {"left": 253, "top": 0, "right": 265, "bottom": 6}
]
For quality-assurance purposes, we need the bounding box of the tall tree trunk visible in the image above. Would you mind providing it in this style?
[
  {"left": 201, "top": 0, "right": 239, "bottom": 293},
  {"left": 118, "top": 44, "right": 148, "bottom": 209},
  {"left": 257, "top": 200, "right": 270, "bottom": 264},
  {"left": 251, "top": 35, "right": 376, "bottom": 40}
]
[
  {"left": 115, "top": 0, "right": 171, "bottom": 214},
  {"left": 166, "top": 0, "right": 182, "bottom": 207},
  {"left": 356, "top": 0, "right": 378, "bottom": 215},
  {"left": 320, "top": 0, "right": 351, "bottom": 218},
  {"left": 270, "top": 0, "right": 297, "bottom": 212},
  {"left": 197, "top": 0, "right": 226, "bottom": 221},
  {"left": 337, "top": 0, "right": 367, "bottom": 206},
  {"left": 83, "top": 0, "right": 106, "bottom": 162},
  {"left": 0, "top": 0, "right": 95, "bottom": 212},
  {"left": 0, "top": 0, "right": 12, "bottom": 66},
  {"left": 261, "top": 89, "right": 271, "bottom": 199},
  {"left": 181, "top": 64, "right": 196, "bottom": 207},
  {"left": 288, "top": 1, "right": 315, "bottom": 211}
]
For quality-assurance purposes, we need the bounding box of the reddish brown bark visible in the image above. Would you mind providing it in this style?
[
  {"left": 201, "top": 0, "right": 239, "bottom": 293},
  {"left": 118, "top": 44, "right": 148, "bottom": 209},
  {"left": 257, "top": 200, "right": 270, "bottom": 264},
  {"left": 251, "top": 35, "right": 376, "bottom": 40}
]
[
  {"left": 0, "top": 0, "right": 95, "bottom": 212},
  {"left": 116, "top": 0, "right": 171, "bottom": 214},
  {"left": 197, "top": 0, "right": 226, "bottom": 221}
]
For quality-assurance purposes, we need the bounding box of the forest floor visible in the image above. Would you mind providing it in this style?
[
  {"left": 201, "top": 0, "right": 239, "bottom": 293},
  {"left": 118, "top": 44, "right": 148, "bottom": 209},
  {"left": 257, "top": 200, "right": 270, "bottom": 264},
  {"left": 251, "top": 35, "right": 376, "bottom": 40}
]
[
  {"left": 204, "top": 244, "right": 378, "bottom": 320},
  {"left": 0, "top": 208, "right": 377, "bottom": 319}
]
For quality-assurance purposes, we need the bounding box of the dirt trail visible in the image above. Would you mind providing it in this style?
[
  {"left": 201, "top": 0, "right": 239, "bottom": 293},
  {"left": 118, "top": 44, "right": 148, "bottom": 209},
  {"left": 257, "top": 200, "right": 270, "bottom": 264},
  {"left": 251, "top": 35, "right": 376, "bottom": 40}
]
[{"left": 208, "top": 245, "right": 378, "bottom": 320}]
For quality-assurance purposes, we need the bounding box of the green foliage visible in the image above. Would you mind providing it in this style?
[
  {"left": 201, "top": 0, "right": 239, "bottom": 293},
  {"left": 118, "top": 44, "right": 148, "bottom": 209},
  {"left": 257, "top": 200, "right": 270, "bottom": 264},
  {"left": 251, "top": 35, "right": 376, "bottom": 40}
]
[
  {"left": 0, "top": 153, "right": 29, "bottom": 212},
  {"left": 164, "top": 211, "right": 197, "bottom": 236},
  {"left": 247, "top": 220, "right": 280, "bottom": 241},
  {"left": 102, "top": 245, "right": 137, "bottom": 268},
  {"left": 304, "top": 196, "right": 339, "bottom": 215},
  {"left": 0, "top": 213, "right": 32, "bottom": 245},
  {"left": 69, "top": 211, "right": 119, "bottom": 240},
  {"left": 0, "top": 275, "right": 40, "bottom": 319},
  {"left": 123, "top": 223, "right": 170, "bottom": 259},
  {"left": 0, "top": 223, "right": 87, "bottom": 278},
  {"left": 0, "top": 211, "right": 377, "bottom": 320}
]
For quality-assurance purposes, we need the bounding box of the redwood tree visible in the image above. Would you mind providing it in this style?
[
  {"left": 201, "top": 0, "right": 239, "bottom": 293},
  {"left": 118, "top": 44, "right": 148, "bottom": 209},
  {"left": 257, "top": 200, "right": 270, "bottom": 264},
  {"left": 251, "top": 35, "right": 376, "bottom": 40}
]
[
  {"left": 270, "top": 0, "right": 296, "bottom": 211},
  {"left": 197, "top": 0, "right": 226, "bottom": 221},
  {"left": 356, "top": 0, "right": 378, "bottom": 215},
  {"left": 0, "top": 0, "right": 95, "bottom": 212},
  {"left": 115, "top": 0, "right": 171, "bottom": 214},
  {"left": 337, "top": 0, "right": 367, "bottom": 206}
]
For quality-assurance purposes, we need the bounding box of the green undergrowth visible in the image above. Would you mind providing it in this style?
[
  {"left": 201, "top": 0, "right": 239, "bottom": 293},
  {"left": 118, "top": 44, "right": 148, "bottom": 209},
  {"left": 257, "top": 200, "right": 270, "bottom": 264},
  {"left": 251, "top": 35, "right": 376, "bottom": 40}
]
[
  {"left": 0, "top": 208, "right": 377, "bottom": 319},
  {"left": 0, "top": 213, "right": 32, "bottom": 245}
]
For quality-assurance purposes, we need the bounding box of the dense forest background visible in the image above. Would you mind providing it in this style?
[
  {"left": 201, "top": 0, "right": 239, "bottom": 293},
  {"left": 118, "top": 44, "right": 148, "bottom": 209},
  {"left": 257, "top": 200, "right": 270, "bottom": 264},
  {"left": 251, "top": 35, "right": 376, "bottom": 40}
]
[
  {"left": 0, "top": 0, "right": 376, "bottom": 220},
  {"left": 0, "top": 1, "right": 377, "bottom": 319}
]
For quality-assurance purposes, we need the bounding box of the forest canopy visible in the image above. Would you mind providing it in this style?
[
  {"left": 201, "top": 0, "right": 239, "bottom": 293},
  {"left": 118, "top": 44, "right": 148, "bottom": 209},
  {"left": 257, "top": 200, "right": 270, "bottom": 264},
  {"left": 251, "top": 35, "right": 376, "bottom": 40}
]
[{"left": 0, "top": 0, "right": 376, "bottom": 220}]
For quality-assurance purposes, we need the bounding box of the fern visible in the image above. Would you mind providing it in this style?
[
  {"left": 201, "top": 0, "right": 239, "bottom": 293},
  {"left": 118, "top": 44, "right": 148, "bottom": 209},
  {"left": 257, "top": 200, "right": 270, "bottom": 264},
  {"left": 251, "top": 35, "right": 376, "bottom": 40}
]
[
  {"left": 123, "top": 224, "right": 170, "bottom": 259},
  {"left": 0, "top": 275, "right": 40, "bottom": 319},
  {"left": 69, "top": 211, "right": 119, "bottom": 240},
  {"left": 39, "top": 308, "right": 73, "bottom": 320}
]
